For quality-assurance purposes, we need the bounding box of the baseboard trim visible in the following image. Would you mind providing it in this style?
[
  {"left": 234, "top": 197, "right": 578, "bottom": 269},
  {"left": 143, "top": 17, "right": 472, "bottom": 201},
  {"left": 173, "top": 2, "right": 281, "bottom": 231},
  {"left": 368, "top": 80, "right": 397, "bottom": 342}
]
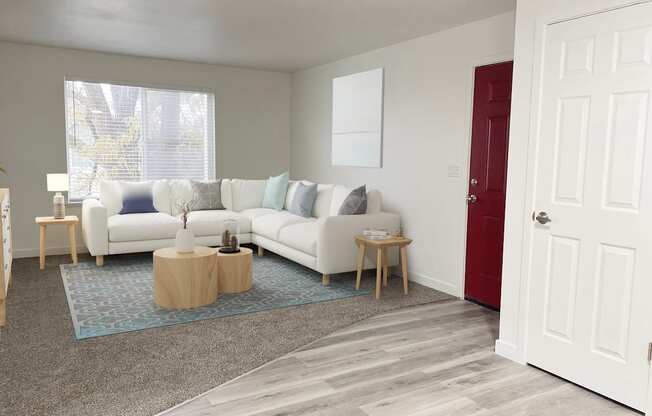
[
  {"left": 13, "top": 246, "right": 89, "bottom": 259},
  {"left": 408, "top": 271, "right": 459, "bottom": 298},
  {"left": 495, "top": 339, "right": 526, "bottom": 364}
]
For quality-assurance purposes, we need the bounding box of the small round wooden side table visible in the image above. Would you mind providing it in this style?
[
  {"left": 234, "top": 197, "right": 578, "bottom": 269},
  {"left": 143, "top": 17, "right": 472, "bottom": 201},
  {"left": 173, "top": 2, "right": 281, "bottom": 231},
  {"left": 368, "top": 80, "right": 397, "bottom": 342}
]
[
  {"left": 153, "top": 246, "right": 218, "bottom": 309},
  {"left": 217, "top": 247, "right": 253, "bottom": 293}
]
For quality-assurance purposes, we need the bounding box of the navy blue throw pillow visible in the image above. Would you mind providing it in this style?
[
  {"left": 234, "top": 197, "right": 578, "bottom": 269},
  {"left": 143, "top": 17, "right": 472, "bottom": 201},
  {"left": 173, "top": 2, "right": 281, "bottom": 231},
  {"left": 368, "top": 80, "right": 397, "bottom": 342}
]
[{"left": 119, "top": 182, "right": 158, "bottom": 214}]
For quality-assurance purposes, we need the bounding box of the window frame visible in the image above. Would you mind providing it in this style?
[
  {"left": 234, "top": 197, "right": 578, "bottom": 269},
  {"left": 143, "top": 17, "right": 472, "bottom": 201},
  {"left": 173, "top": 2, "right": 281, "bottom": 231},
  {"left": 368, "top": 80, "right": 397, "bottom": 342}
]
[{"left": 63, "top": 77, "right": 217, "bottom": 202}]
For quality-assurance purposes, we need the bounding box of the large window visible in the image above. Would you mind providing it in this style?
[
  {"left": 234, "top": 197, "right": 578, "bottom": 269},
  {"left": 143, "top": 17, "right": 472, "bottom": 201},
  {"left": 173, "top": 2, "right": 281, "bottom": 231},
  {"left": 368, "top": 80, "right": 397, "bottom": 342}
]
[{"left": 64, "top": 80, "right": 215, "bottom": 201}]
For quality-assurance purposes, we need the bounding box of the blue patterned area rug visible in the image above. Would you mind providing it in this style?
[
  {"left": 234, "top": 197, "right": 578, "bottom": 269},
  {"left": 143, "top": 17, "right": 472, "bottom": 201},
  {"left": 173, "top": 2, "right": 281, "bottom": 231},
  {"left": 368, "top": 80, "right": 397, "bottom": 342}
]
[{"left": 60, "top": 252, "right": 370, "bottom": 340}]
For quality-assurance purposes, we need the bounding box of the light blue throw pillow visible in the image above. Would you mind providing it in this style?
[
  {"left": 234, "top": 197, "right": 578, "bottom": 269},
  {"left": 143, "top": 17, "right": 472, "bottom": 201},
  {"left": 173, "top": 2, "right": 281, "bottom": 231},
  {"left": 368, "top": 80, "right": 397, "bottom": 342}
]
[
  {"left": 262, "top": 172, "right": 289, "bottom": 210},
  {"left": 289, "top": 182, "right": 318, "bottom": 218}
]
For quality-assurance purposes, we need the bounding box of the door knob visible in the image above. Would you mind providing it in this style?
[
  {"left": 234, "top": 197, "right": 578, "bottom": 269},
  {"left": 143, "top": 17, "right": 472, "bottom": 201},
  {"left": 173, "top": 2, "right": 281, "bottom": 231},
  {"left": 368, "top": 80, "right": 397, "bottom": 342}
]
[
  {"left": 466, "top": 194, "right": 478, "bottom": 204},
  {"left": 534, "top": 211, "right": 551, "bottom": 224}
]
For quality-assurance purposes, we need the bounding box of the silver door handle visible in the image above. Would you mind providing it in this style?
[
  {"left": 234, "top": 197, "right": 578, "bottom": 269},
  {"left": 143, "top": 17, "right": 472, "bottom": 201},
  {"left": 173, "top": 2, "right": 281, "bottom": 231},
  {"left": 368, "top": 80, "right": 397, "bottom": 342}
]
[
  {"left": 466, "top": 194, "right": 477, "bottom": 204},
  {"left": 534, "top": 211, "right": 551, "bottom": 224}
]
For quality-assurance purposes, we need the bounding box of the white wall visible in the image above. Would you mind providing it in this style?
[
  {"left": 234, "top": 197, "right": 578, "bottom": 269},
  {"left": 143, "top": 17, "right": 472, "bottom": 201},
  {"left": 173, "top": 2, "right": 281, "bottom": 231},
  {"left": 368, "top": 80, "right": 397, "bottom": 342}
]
[
  {"left": 0, "top": 42, "right": 291, "bottom": 258},
  {"left": 497, "top": 0, "right": 647, "bottom": 363},
  {"left": 290, "top": 12, "right": 515, "bottom": 296}
]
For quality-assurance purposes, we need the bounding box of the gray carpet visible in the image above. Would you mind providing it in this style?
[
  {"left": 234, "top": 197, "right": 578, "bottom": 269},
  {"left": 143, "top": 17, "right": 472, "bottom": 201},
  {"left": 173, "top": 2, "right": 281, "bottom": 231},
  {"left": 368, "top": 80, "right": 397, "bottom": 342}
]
[{"left": 0, "top": 248, "right": 454, "bottom": 416}]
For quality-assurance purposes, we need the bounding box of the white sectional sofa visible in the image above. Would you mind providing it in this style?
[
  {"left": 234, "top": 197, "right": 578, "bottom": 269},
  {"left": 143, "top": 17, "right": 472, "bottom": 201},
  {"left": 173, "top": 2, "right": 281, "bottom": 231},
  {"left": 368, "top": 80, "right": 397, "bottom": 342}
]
[{"left": 82, "top": 179, "right": 400, "bottom": 284}]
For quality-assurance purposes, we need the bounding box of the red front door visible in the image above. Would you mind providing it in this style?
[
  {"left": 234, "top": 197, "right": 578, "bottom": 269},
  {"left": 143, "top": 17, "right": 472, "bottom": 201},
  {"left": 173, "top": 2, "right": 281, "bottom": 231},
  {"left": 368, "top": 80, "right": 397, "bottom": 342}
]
[{"left": 464, "top": 61, "right": 513, "bottom": 310}]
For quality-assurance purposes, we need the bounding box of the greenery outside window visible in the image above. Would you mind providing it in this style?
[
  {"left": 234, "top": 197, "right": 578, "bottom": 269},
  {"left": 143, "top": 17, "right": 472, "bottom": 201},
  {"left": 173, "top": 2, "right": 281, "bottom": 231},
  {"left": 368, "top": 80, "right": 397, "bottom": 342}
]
[{"left": 64, "top": 79, "right": 215, "bottom": 201}]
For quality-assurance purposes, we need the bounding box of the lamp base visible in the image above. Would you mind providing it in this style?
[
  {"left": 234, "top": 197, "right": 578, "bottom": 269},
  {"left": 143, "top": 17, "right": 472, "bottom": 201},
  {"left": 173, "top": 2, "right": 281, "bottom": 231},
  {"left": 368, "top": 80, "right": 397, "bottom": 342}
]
[{"left": 53, "top": 192, "right": 65, "bottom": 219}]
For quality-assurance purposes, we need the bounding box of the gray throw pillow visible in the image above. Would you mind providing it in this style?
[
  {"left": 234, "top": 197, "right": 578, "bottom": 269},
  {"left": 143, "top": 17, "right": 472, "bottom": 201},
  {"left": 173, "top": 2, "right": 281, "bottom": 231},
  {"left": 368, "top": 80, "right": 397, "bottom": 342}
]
[
  {"left": 289, "top": 182, "right": 318, "bottom": 218},
  {"left": 338, "top": 185, "right": 367, "bottom": 215},
  {"left": 191, "top": 179, "right": 224, "bottom": 210}
]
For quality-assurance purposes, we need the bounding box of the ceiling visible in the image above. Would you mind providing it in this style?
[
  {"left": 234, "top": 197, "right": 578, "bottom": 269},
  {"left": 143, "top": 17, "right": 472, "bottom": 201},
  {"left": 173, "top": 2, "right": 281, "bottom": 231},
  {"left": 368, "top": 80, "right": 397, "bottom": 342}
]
[{"left": 0, "top": 0, "right": 515, "bottom": 72}]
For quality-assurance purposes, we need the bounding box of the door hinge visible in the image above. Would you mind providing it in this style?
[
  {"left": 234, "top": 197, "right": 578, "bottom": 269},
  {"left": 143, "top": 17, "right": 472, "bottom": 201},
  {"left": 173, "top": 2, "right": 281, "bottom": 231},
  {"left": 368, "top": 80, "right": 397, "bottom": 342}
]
[{"left": 648, "top": 343, "right": 652, "bottom": 363}]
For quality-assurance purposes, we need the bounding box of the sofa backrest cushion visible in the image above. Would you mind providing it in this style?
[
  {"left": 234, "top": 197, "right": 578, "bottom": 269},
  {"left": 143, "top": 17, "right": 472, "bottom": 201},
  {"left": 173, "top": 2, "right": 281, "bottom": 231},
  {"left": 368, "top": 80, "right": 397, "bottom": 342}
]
[
  {"left": 329, "top": 185, "right": 352, "bottom": 216},
  {"left": 100, "top": 180, "right": 171, "bottom": 217},
  {"left": 100, "top": 180, "right": 122, "bottom": 217},
  {"left": 119, "top": 181, "right": 158, "bottom": 214},
  {"left": 191, "top": 179, "right": 224, "bottom": 210},
  {"left": 329, "top": 184, "right": 381, "bottom": 216},
  {"left": 262, "top": 172, "right": 289, "bottom": 210},
  {"left": 284, "top": 181, "right": 299, "bottom": 210},
  {"left": 169, "top": 179, "right": 232, "bottom": 215},
  {"left": 98, "top": 178, "right": 382, "bottom": 217},
  {"left": 366, "top": 189, "right": 382, "bottom": 214},
  {"left": 337, "top": 185, "right": 367, "bottom": 215},
  {"left": 313, "top": 184, "right": 334, "bottom": 218},
  {"left": 230, "top": 179, "right": 267, "bottom": 211},
  {"left": 285, "top": 181, "right": 333, "bottom": 218},
  {"left": 288, "top": 182, "right": 318, "bottom": 218},
  {"left": 221, "top": 179, "right": 233, "bottom": 211}
]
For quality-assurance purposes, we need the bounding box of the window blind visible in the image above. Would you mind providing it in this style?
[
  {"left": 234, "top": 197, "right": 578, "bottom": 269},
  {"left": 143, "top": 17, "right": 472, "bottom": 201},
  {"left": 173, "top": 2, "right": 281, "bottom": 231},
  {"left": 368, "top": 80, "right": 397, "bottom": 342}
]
[{"left": 64, "top": 80, "right": 215, "bottom": 201}]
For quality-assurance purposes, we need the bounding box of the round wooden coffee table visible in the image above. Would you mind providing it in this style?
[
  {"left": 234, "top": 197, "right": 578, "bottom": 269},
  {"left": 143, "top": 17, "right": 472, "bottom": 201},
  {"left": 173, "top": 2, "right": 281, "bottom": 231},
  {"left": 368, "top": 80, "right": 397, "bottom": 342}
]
[
  {"left": 217, "top": 247, "right": 253, "bottom": 293},
  {"left": 153, "top": 246, "right": 218, "bottom": 309}
]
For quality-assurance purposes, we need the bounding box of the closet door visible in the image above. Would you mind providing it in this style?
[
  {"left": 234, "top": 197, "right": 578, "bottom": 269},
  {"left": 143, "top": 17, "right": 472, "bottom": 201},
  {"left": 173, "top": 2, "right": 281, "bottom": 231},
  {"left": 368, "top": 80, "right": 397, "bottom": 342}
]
[{"left": 527, "top": 3, "right": 652, "bottom": 411}]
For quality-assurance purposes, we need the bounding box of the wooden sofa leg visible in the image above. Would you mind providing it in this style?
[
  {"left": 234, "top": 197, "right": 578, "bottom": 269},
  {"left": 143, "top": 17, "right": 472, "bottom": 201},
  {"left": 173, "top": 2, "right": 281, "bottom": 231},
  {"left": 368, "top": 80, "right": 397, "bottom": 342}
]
[
  {"left": 322, "top": 274, "right": 330, "bottom": 286},
  {"left": 257, "top": 246, "right": 264, "bottom": 257},
  {"left": 96, "top": 255, "right": 104, "bottom": 267}
]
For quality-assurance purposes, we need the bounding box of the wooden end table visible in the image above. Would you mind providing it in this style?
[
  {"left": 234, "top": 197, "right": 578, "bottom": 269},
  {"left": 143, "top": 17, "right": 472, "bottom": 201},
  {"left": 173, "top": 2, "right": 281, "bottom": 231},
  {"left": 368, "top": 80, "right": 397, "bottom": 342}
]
[
  {"left": 354, "top": 235, "right": 412, "bottom": 299},
  {"left": 35, "top": 215, "right": 79, "bottom": 270},
  {"left": 153, "top": 246, "right": 218, "bottom": 309},
  {"left": 217, "top": 247, "right": 253, "bottom": 293}
]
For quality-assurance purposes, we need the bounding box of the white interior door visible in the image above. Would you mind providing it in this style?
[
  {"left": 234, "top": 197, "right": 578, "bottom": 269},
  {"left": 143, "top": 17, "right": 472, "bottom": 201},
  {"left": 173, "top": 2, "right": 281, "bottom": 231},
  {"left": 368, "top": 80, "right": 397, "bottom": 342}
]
[{"left": 527, "top": 3, "right": 652, "bottom": 411}]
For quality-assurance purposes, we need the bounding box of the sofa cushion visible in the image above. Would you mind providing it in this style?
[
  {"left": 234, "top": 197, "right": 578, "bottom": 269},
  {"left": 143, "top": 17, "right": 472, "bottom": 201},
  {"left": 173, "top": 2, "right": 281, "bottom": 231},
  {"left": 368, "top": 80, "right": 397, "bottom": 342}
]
[
  {"left": 239, "top": 208, "right": 277, "bottom": 221},
  {"left": 230, "top": 179, "right": 267, "bottom": 211},
  {"left": 338, "top": 185, "right": 367, "bottom": 215},
  {"left": 284, "top": 181, "right": 299, "bottom": 210},
  {"left": 101, "top": 180, "right": 171, "bottom": 217},
  {"left": 278, "top": 222, "right": 318, "bottom": 255},
  {"left": 262, "top": 172, "right": 289, "bottom": 210},
  {"left": 186, "top": 210, "right": 250, "bottom": 236},
  {"left": 252, "top": 211, "right": 313, "bottom": 240},
  {"left": 108, "top": 212, "right": 182, "bottom": 242},
  {"left": 169, "top": 179, "right": 232, "bottom": 215},
  {"left": 329, "top": 185, "right": 352, "bottom": 216},
  {"left": 191, "top": 179, "right": 224, "bottom": 210},
  {"left": 288, "top": 182, "right": 318, "bottom": 218},
  {"left": 366, "top": 189, "right": 382, "bottom": 214},
  {"left": 284, "top": 181, "right": 333, "bottom": 218},
  {"left": 100, "top": 180, "right": 122, "bottom": 217},
  {"left": 313, "top": 184, "right": 334, "bottom": 218},
  {"left": 329, "top": 184, "right": 377, "bottom": 215},
  {"left": 119, "top": 181, "right": 158, "bottom": 215},
  {"left": 221, "top": 179, "right": 233, "bottom": 211}
]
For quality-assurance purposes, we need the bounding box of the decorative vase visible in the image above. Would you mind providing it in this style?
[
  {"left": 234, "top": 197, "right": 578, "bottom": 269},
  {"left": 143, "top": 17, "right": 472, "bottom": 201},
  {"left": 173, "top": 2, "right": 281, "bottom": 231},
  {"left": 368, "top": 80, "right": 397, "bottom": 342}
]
[
  {"left": 175, "top": 228, "right": 195, "bottom": 253},
  {"left": 218, "top": 219, "right": 241, "bottom": 253}
]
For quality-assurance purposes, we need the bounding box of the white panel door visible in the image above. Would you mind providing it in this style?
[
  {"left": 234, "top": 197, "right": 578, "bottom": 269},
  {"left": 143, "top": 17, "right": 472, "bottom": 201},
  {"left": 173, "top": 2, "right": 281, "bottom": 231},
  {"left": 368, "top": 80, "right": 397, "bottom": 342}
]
[{"left": 527, "top": 3, "right": 652, "bottom": 411}]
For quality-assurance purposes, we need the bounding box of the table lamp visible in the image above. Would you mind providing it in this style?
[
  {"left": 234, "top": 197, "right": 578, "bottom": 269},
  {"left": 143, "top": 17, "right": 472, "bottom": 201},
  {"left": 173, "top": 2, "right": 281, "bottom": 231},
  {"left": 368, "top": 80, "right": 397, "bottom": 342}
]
[{"left": 47, "top": 173, "right": 69, "bottom": 219}]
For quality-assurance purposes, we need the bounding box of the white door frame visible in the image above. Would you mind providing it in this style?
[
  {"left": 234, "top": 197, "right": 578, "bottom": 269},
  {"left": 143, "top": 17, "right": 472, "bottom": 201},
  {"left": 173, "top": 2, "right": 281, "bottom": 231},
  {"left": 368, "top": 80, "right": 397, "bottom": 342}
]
[
  {"left": 457, "top": 51, "right": 514, "bottom": 300},
  {"left": 500, "top": 1, "right": 652, "bottom": 413}
]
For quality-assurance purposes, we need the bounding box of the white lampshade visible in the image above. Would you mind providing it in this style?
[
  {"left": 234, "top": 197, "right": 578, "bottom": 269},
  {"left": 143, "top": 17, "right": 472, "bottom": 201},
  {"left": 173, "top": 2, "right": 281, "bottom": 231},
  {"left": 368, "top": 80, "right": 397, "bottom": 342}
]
[{"left": 47, "top": 173, "right": 69, "bottom": 192}]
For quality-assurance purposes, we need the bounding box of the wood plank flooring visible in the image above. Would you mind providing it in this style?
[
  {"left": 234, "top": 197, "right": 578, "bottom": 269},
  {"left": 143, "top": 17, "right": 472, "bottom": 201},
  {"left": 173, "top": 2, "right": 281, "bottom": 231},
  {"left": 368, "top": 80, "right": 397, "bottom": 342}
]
[{"left": 159, "top": 300, "right": 637, "bottom": 416}]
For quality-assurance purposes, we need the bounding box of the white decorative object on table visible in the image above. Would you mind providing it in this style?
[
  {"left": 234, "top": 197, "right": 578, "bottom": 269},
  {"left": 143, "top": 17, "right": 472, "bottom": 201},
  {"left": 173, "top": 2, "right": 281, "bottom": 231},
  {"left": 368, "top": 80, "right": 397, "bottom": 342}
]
[
  {"left": 47, "top": 173, "right": 69, "bottom": 219},
  {"left": 175, "top": 199, "right": 196, "bottom": 253},
  {"left": 362, "top": 228, "right": 391, "bottom": 240}
]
